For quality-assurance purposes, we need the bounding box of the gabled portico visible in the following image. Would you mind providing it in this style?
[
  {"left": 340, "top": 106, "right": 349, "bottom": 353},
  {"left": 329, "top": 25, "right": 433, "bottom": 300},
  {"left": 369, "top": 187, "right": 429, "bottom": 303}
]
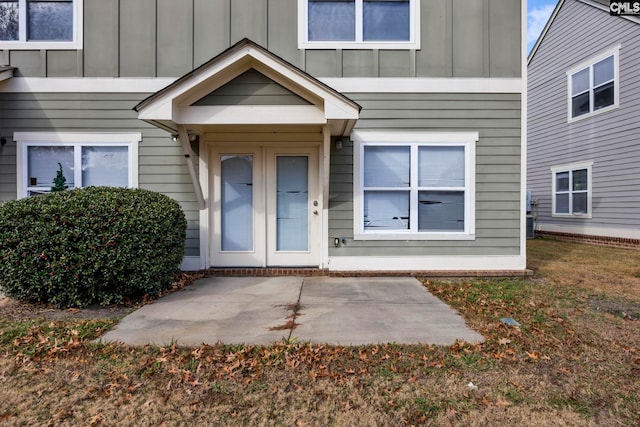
[{"left": 135, "top": 39, "right": 360, "bottom": 270}]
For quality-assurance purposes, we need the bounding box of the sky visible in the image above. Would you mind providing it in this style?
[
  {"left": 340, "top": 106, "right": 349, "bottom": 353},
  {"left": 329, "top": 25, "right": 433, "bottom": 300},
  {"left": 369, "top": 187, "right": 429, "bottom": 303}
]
[{"left": 527, "top": 0, "right": 558, "bottom": 53}]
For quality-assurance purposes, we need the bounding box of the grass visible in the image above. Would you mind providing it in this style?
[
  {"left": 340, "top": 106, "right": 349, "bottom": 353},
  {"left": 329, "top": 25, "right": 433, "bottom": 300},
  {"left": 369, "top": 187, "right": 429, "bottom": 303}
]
[{"left": 0, "top": 238, "right": 639, "bottom": 425}]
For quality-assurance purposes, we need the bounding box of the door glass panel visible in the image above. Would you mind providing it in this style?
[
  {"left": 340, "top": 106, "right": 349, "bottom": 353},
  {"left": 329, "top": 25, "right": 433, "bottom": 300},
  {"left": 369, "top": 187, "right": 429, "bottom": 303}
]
[
  {"left": 221, "top": 155, "right": 253, "bottom": 251},
  {"left": 276, "top": 156, "right": 308, "bottom": 251}
]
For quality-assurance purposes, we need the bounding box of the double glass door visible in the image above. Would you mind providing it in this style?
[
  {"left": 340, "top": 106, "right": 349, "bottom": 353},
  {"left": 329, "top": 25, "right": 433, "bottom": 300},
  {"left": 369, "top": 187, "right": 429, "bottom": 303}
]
[{"left": 211, "top": 146, "right": 319, "bottom": 267}]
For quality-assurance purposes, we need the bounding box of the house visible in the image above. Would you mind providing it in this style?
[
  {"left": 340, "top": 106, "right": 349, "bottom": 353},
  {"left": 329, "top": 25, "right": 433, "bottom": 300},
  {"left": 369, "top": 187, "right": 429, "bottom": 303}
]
[
  {"left": 528, "top": 0, "right": 640, "bottom": 248},
  {"left": 0, "top": 0, "right": 526, "bottom": 273}
]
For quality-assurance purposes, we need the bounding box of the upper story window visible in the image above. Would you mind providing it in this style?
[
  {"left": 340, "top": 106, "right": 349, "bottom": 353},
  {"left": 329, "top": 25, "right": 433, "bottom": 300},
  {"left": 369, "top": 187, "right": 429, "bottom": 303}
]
[
  {"left": 0, "top": 0, "right": 82, "bottom": 50},
  {"left": 14, "top": 132, "right": 140, "bottom": 198},
  {"left": 551, "top": 162, "right": 592, "bottom": 217},
  {"left": 298, "top": 0, "right": 420, "bottom": 50},
  {"left": 567, "top": 45, "right": 619, "bottom": 121},
  {"left": 353, "top": 131, "right": 477, "bottom": 241}
]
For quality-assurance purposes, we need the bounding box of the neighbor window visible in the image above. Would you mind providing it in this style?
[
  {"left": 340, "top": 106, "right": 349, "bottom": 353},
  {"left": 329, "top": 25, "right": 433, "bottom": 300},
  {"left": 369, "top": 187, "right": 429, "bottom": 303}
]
[
  {"left": 353, "top": 132, "right": 477, "bottom": 240},
  {"left": 299, "top": 0, "right": 420, "bottom": 49},
  {"left": 0, "top": 0, "right": 82, "bottom": 49},
  {"left": 14, "top": 132, "right": 140, "bottom": 198},
  {"left": 551, "top": 162, "right": 592, "bottom": 216},
  {"left": 567, "top": 46, "right": 619, "bottom": 121}
]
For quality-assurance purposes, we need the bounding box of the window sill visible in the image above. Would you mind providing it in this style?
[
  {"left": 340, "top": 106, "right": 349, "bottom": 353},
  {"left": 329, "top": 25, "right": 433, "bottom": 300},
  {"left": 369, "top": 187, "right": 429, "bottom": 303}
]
[
  {"left": 0, "top": 41, "right": 82, "bottom": 50},
  {"left": 354, "top": 232, "right": 475, "bottom": 241},
  {"left": 568, "top": 104, "right": 618, "bottom": 123},
  {"left": 551, "top": 214, "right": 592, "bottom": 219},
  {"left": 298, "top": 40, "right": 420, "bottom": 50}
]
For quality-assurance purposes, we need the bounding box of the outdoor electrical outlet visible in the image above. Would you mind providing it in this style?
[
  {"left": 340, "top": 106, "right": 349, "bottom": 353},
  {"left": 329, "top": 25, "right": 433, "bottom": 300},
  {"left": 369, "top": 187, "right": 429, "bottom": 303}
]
[{"left": 334, "top": 237, "right": 340, "bottom": 247}]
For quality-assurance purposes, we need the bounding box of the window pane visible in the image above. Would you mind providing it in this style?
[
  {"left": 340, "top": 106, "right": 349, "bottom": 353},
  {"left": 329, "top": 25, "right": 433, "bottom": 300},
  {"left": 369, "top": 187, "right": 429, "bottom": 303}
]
[
  {"left": 27, "top": 145, "right": 74, "bottom": 189},
  {"left": 593, "top": 81, "right": 614, "bottom": 110},
  {"left": 572, "top": 169, "right": 588, "bottom": 191},
  {"left": 221, "top": 155, "right": 253, "bottom": 251},
  {"left": 363, "top": 191, "right": 409, "bottom": 230},
  {"left": 28, "top": 1, "right": 73, "bottom": 41},
  {"left": 572, "top": 92, "right": 590, "bottom": 118},
  {"left": 556, "top": 193, "right": 569, "bottom": 214},
  {"left": 81, "top": 146, "right": 128, "bottom": 187},
  {"left": 363, "top": 146, "right": 410, "bottom": 187},
  {"left": 418, "top": 191, "right": 464, "bottom": 232},
  {"left": 593, "top": 55, "right": 614, "bottom": 86},
  {"left": 0, "top": 1, "right": 19, "bottom": 41},
  {"left": 276, "top": 156, "right": 308, "bottom": 251},
  {"left": 308, "top": 1, "right": 355, "bottom": 41},
  {"left": 572, "top": 193, "right": 587, "bottom": 214},
  {"left": 556, "top": 172, "right": 569, "bottom": 192},
  {"left": 363, "top": 0, "right": 410, "bottom": 41},
  {"left": 571, "top": 68, "right": 589, "bottom": 95},
  {"left": 418, "top": 146, "right": 464, "bottom": 187}
]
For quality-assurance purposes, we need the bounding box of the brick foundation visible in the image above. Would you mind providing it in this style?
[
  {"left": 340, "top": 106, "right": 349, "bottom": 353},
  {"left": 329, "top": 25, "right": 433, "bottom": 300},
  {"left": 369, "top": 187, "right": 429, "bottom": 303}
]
[
  {"left": 207, "top": 267, "right": 532, "bottom": 278},
  {"left": 535, "top": 231, "right": 640, "bottom": 250}
]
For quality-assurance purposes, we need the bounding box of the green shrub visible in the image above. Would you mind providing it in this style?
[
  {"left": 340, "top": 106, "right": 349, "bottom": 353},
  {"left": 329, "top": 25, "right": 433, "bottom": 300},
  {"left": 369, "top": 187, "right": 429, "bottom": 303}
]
[{"left": 0, "top": 187, "right": 187, "bottom": 308}]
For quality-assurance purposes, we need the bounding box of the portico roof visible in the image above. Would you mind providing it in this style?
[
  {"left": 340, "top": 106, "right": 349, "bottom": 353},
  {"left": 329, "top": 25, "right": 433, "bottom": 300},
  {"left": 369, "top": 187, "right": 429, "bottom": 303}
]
[{"left": 134, "top": 38, "right": 360, "bottom": 136}]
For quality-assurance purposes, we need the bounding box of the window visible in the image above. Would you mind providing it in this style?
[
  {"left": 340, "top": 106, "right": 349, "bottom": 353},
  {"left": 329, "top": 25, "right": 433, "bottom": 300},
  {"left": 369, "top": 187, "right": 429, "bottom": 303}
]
[
  {"left": 14, "top": 132, "right": 140, "bottom": 198},
  {"left": 299, "top": 0, "right": 420, "bottom": 49},
  {"left": 0, "top": 0, "right": 82, "bottom": 49},
  {"left": 353, "top": 132, "right": 477, "bottom": 240},
  {"left": 551, "top": 162, "right": 592, "bottom": 217},
  {"left": 567, "top": 46, "right": 619, "bottom": 121}
]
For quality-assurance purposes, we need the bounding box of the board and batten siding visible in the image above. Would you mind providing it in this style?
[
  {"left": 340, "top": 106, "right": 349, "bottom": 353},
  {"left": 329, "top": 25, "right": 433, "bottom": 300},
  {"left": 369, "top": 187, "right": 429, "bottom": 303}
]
[
  {"left": 0, "top": 0, "right": 520, "bottom": 80},
  {"left": 328, "top": 92, "right": 522, "bottom": 257},
  {"left": 0, "top": 92, "right": 201, "bottom": 256},
  {"left": 527, "top": 0, "right": 640, "bottom": 238}
]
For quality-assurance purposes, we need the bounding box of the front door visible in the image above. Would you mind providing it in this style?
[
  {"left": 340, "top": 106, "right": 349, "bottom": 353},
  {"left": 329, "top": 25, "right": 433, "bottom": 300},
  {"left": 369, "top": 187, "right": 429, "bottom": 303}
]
[{"left": 211, "top": 145, "right": 320, "bottom": 267}]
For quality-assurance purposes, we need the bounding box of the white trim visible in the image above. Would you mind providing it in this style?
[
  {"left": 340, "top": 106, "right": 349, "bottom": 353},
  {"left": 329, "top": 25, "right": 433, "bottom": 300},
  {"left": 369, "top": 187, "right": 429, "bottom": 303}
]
[
  {"left": 327, "top": 255, "right": 527, "bottom": 271},
  {"left": 521, "top": 0, "right": 528, "bottom": 260},
  {"left": 14, "top": 131, "right": 141, "bottom": 199},
  {"left": 321, "top": 78, "right": 522, "bottom": 94},
  {"left": 535, "top": 222, "right": 640, "bottom": 240},
  {"left": 550, "top": 161, "right": 593, "bottom": 218},
  {"left": 0, "top": 77, "right": 523, "bottom": 94},
  {"left": 0, "top": 69, "right": 14, "bottom": 82},
  {"left": 198, "top": 140, "right": 210, "bottom": 270},
  {"left": 0, "top": 0, "right": 83, "bottom": 50},
  {"left": 298, "top": 0, "right": 420, "bottom": 50},
  {"left": 352, "top": 131, "right": 477, "bottom": 241},
  {"left": 566, "top": 44, "right": 620, "bottom": 123}
]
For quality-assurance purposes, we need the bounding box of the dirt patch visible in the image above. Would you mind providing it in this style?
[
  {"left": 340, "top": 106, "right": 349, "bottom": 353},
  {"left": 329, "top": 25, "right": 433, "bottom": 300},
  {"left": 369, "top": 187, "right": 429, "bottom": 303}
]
[
  {"left": 0, "top": 296, "right": 133, "bottom": 321},
  {"left": 588, "top": 296, "right": 640, "bottom": 321}
]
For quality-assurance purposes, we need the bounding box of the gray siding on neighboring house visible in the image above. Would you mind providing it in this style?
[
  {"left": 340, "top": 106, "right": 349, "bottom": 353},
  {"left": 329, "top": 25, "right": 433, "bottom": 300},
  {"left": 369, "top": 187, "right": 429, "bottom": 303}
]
[
  {"left": 328, "top": 92, "right": 522, "bottom": 257},
  {"left": 527, "top": 0, "right": 640, "bottom": 236},
  {"left": 1, "top": 0, "right": 521, "bottom": 80},
  {"left": 0, "top": 93, "right": 201, "bottom": 256}
]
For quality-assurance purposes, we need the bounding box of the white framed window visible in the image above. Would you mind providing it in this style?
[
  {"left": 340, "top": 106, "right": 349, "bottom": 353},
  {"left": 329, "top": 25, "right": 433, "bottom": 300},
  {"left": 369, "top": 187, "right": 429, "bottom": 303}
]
[
  {"left": 353, "top": 131, "right": 477, "bottom": 240},
  {"left": 551, "top": 162, "right": 592, "bottom": 217},
  {"left": 14, "top": 132, "right": 140, "bottom": 198},
  {"left": 0, "top": 0, "right": 83, "bottom": 50},
  {"left": 298, "top": 0, "right": 420, "bottom": 50},
  {"left": 567, "top": 45, "right": 620, "bottom": 122}
]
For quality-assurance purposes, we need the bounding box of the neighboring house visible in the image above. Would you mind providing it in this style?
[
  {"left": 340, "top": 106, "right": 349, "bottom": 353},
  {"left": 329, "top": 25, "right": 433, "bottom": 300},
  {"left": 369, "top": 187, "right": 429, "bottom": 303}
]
[
  {"left": 528, "top": 0, "right": 640, "bottom": 248},
  {"left": 0, "top": 0, "right": 526, "bottom": 273}
]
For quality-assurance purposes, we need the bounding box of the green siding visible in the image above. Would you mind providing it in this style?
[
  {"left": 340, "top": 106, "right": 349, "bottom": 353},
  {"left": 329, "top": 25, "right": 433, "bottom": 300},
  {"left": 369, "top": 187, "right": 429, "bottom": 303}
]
[
  {"left": 0, "top": 92, "right": 201, "bottom": 257},
  {"left": 0, "top": 0, "right": 521, "bottom": 79},
  {"left": 192, "top": 69, "right": 311, "bottom": 106},
  {"left": 328, "top": 92, "right": 522, "bottom": 257}
]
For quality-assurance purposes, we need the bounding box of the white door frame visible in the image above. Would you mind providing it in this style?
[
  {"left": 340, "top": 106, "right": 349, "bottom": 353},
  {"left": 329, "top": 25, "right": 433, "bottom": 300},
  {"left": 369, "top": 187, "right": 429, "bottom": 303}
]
[{"left": 208, "top": 143, "right": 322, "bottom": 268}]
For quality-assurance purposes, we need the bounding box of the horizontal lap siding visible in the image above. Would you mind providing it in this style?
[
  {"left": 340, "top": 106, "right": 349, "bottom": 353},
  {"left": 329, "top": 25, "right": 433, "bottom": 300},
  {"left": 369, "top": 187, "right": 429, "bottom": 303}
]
[
  {"left": 329, "top": 92, "right": 522, "bottom": 257},
  {"left": 0, "top": 93, "right": 201, "bottom": 256},
  {"left": 527, "top": 0, "right": 640, "bottom": 235}
]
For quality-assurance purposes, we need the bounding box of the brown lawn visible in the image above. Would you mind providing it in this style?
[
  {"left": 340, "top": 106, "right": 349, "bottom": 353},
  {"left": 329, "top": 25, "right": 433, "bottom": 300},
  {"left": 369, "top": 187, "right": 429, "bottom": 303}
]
[{"left": 0, "top": 238, "right": 638, "bottom": 426}]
